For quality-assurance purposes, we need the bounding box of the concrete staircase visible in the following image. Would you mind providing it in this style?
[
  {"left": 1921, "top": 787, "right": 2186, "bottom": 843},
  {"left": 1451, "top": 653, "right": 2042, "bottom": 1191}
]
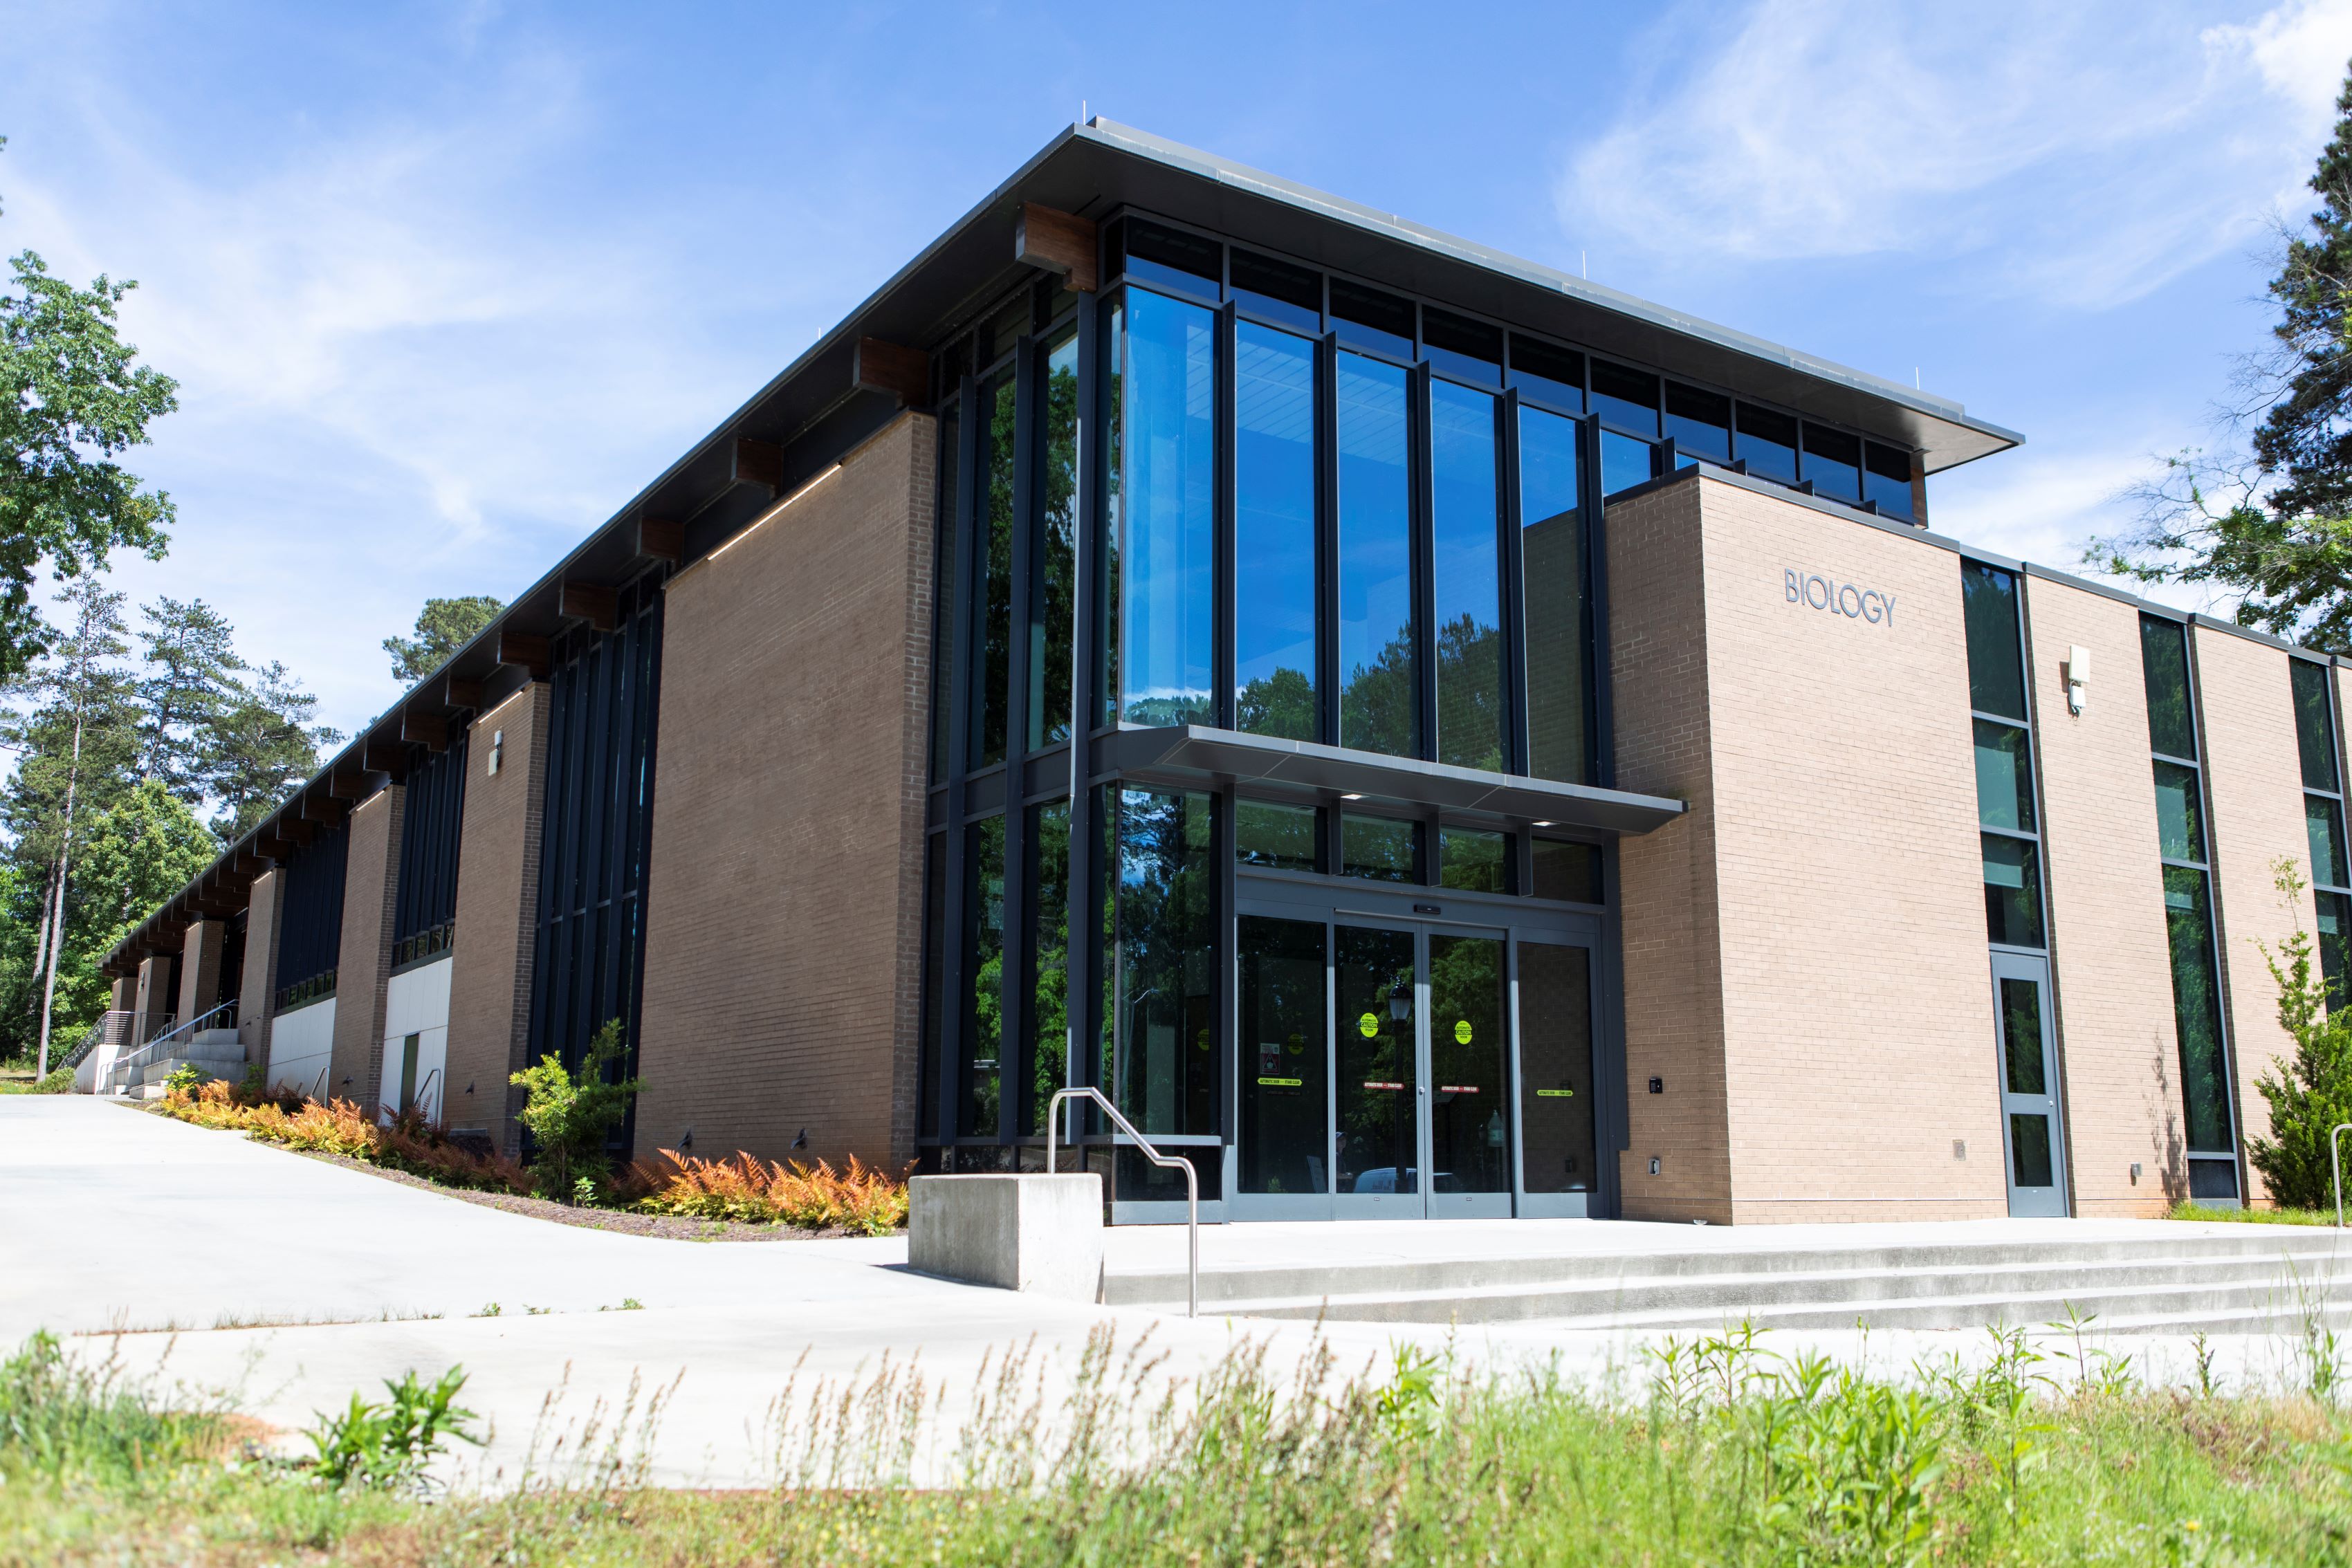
[
  {"left": 136, "top": 1029, "right": 248, "bottom": 1100},
  {"left": 1101, "top": 1230, "right": 2352, "bottom": 1335}
]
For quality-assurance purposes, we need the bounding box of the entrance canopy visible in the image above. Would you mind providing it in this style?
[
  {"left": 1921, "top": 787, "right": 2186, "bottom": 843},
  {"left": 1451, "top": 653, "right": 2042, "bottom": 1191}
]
[{"left": 1101, "top": 725, "right": 1685, "bottom": 836}]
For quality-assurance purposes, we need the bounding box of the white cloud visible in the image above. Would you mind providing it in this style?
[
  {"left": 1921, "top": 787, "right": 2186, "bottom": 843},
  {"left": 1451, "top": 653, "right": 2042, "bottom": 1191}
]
[{"left": 1561, "top": 0, "right": 2352, "bottom": 306}]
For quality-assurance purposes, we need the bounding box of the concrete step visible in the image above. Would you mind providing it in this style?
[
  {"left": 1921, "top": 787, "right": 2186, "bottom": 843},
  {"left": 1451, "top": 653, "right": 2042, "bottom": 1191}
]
[
  {"left": 1106, "top": 1230, "right": 2352, "bottom": 1334},
  {"left": 138, "top": 1053, "right": 246, "bottom": 1087},
  {"left": 191, "top": 1029, "right": 240, "bottom": 1048}
]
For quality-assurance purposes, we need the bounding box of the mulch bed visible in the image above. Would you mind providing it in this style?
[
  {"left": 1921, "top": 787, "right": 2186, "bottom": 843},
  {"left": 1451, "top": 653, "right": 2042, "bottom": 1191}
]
[{"left": 282, "top": 1144, "right": 897, "bottom": 1243}]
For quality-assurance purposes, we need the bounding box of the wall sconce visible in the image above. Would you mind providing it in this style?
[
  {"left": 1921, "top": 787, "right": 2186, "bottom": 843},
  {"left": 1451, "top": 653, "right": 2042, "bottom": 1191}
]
[
  {"left": 2130, "top": 1161, "right": 2142, "bottom": 1186},
  {"left": 2064, "top": 645, "right": 2090, "bottom": 716},
  {"left": 488, "top": 728, "right": 505, "bottom": 776},
  {"left": 1648, "top": 1156, "right": 1662, "bottom": 1176},
  {"left": 1954, "top": 1139, "right": 1967, "bottom": 1160}
]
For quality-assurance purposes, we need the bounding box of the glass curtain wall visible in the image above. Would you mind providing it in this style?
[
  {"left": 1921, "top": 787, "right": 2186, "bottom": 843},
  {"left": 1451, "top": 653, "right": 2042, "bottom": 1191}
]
[
  {"left": 2290, "top": 658, "right": 2352, "bottom": 1002},
  {"left": 2139, "top": 615, "right": 2240, "bottom": 1201},
  {"left": 1963, "top": 564, "right": 2045, "bottom": 950},
  {"left": 1337, "top": 351, "right": 1417, "bottom": 755},
  {"left": 1101, "top": 785, "right": 1218, "bottom": 1193},
  {"left": 1429, "top": 380, "right": 1505, "bottom": 770},
  {"left": 1108, "top": 290, "right": 1215, "bottom": 727},
  {"left": 274, "top": 820, "right": 349, "bottom": 1012},
  {"left": 392, "top": 735, "right": 468, "bottom": 969},
  {"left": 1233, "top": 321, "right": 1318, "bottom": 739}
]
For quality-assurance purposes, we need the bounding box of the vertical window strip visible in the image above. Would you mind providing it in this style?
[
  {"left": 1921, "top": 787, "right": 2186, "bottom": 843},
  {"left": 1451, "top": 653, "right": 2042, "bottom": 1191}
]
[
  {"left": 2290, "top": 658, "right": 2352, "bottom": 1003},
  {"left": 1961, "top": 563, "right": 2045, "bottom": 951}
]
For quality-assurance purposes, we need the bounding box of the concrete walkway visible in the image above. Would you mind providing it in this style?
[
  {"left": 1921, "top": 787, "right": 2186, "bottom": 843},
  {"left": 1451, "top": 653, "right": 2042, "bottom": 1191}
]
[{"left": 1, "top": 1098, "right": 2332, "bottom": 1488}]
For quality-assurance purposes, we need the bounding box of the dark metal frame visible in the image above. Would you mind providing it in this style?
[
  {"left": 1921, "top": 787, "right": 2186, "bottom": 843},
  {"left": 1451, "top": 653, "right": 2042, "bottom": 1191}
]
[
  {"left": 274, "top": 819, "right": 349, "bottom": 1013},
  {"left": 392, "top": 734, "right": 469, "bottom": 972}
]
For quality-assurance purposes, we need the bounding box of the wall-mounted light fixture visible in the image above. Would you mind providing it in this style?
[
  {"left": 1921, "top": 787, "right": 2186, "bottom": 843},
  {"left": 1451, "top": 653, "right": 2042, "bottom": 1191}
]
[
  {"left": 488, "top": 728, "right": 505, "bottom": 776},
  {"left": 1648, "top": 1156, "right": 1661, "bottom": 1176},
  {"left": 2064, "top": 645, "right": 2090, "bottom": 716}
]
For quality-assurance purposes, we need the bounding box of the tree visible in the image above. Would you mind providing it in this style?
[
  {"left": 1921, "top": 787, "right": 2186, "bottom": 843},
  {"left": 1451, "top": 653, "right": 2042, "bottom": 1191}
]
[
  {"left": 133, "top": 596, "right": 241, "bottom": 797},
  {"left": 383, "top": 596, "right": 502, "bottom": 685},
  {"left": 203, "top": 661, "right": 339, "bottom": 842},
  {"left": 2091, "top": 64, "right": 2352, "bottom": 649},
  {"left": 0, "top": 139, "right": 180, "bottom": 682},
  {"left": 2251, "top": 861, "right": 2352, "bottom": 1209},
  {"left": 510, "top": 1018, "right": 638, "bottom": 1199}
]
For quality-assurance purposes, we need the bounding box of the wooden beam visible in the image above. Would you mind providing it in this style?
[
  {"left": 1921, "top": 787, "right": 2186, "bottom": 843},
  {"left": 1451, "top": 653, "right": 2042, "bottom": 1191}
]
[
  {"left": 362, "top": 741, "right": 410, "bottom": 777},
  {"left": 400, "top": 708, "right": 448, "bottom": 750},
  {"left": 444, "top": 676, "right": 486, "bottom": 710},
  {"left": 733, "top": 436, "right": 784, "bottom": 491},
  {"left": 233, "top": 851, "right": 270, "bottom": 877},
  {"left": 497, "top": 630, "right": 551, "bottom": 680},
  {"left": 1016, "top": 203, "right": 1098, "bottom": 293},
  {"left": 277, "top": 815, "right": 316, "bottom": 846},
  {"left": 634, "top": 517, "right": 684, "bottom": 564},
  {"left": 300, "top": 793, "right": 345, "bottom": 824},
  {"left": 560, "top": 582, "right": 619, "bottom": 633},
  {"left": 326, "top": 768, "right": 371, "bottom": 800},
  {"left": 854, "top": 337, "right": 929, "bottom": 407}
]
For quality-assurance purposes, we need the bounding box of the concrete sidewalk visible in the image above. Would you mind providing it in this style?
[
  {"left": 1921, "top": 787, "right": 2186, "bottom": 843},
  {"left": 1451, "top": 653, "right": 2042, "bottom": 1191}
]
[{"left": 3, "top": 1098, "right": 2331, "bottom": 1488}]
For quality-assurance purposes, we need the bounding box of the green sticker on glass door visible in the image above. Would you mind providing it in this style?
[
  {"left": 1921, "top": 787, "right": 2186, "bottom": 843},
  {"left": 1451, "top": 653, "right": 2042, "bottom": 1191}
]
[
  {"left": 1358, "top": 1012, "right": 1379, "bottom": 1037},
  {"left": 1453, "top": 1019, "right": 1473, "bottom": 1044}
]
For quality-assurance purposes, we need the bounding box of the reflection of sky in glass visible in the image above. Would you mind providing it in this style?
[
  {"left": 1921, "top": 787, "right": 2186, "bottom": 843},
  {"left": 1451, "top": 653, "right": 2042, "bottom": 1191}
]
[
  {"left": 1430, "top": 380, "right": 1503, "bottom": 770},
  {"left": 1234, "top": 322, "right": 1317, "bottom": 731},
  {"left": 1336, "top": 352, "right": 1415, "bottom": 755},
  {"left": 1118, "top": 290, "right": 1215, "bottom": 724}
]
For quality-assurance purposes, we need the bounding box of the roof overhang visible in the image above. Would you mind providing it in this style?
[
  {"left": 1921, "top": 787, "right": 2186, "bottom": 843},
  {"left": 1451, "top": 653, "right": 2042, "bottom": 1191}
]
[{"left": 1103, "top": 726, "right": 1686, "bottom": 836}]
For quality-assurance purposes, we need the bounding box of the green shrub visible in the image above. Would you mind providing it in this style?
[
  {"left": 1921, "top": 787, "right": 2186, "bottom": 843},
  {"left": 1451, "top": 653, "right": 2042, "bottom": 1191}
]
[
  {"left": 161, "top": 1062, "right": 206, "bottom": 1096},
  {"left": 0, "top": 1331, "right": 225, "bottom": 1486},
  {"left": 304, "top": 1366, "right": 479, "bottom": 1492},
  {"left": 2252, "top": 862, "right": 2352, "bottom": 1208},
  {"left": 511, "top": 1017, "right": 638, "bottom": 1200}
]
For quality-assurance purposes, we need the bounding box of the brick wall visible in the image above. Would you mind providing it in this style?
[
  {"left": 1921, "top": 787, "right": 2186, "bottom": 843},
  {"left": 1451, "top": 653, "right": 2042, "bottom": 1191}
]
[
  {"left": 1695, "top": 479, "right": 2001, "bottom": 1224},
  {"left": 634, "top": 409, "right": 936, "bottom": 1170},
  {"left": 238, "top": 869, "right": 280, "bottom": 1064},
  {"left": 2192, "top": 627, "right": 2308, "bottom": 1203},
  {"left": 329, "top": 785, "right": 403, "bottom": 1110},
  {"left": 443, "top": 683, "right": 550, "bottom": 1154},
  {"left": 2021, "top": 579, "right": 2180, "bottom": 1212},
  {"left": 176, "top": 919, "right": 222, "bottom": 1026}
]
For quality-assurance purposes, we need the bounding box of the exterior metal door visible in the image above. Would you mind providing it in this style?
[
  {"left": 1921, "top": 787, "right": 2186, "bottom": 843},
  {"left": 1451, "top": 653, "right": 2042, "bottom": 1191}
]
[
  {"left": 1990, "top": 952, "right": 2067, "bottom": 1217},
  {"left": 1510, "top": 933, "right": 1601, "bottom": 1219}
]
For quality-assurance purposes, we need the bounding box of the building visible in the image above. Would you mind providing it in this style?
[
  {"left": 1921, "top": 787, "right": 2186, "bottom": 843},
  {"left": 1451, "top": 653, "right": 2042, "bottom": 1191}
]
[{"left": 101, "top": 121, "right": 2338, "bottom": 1224}]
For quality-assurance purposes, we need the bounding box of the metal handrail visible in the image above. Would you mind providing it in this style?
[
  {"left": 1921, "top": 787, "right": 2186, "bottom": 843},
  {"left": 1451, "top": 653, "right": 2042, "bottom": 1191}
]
[
  {"left": 1045, "top": 1087, "right": 1198, "bottom": 1318},
  {"left": 2333, "top": 1123, "right": 2352, "bottom": 1230},
  {"left": 57, "top": 1012, "right": 122, "bottom": 1072},
  {"left": 103, "top": 1000, "right": 233, "bottom": 1096},
  {"left": 404, "top": 1067, "right": 442, "bottom": 1122},
  {"left": 96, "top": 1011, "right": 177, "bottom": 1095}
]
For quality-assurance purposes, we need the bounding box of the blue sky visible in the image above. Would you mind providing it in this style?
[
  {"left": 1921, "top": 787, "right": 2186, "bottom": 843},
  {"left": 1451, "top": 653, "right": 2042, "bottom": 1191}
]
[{"left": 6, "top": 0, "right": 2351, "bottom": 739}]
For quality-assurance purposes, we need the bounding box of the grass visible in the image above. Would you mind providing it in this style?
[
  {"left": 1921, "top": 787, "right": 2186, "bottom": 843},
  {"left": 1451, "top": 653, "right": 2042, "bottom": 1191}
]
[
  {"left": 2, "top": 1317, "right": 2349, "bottom": 1565},
  {"left": 148, "top": 1078, "right": 910, "bottom": 1234},
  {"left": 2170, "top": 1199, "right": 2345, "bottom": 1226}
]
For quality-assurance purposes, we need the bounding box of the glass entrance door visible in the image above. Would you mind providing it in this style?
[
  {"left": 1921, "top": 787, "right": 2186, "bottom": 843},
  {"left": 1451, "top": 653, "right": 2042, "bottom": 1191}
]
[
  {"left": 1990, "top": 952, "right": 2067, "bottom": 1217},
  {"left": 1514, "top": 937, "right": 1599, "bottom": 1218},
  {"left": 1334, "top": 924, "right": 1424, "bottom": 1216}
]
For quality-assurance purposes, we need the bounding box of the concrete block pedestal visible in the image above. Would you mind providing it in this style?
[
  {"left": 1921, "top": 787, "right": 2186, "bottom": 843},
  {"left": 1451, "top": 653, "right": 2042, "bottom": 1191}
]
[{"left": 908, "top": 1174, "right": 1103, "bottom": 1301}]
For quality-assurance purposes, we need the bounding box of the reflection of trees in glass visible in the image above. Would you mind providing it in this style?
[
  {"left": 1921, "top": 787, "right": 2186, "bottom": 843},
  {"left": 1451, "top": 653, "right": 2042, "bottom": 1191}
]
[
  {"left": 1031, "top": 344, "right": 1078, "bottom": 748},
  {"left": 1237, "top": 667, "right": 1316, "bottom": 741},
  {"left": 963, "top": 815, "right": 1005, "bottom": 1136},
  {"left": 1027, "top": 802, "right": 1070, "bottom": 1135},
  {"left": 1335, "top": 933, "right": 1415, "bottom": 1185},
  {"left": 1102, "top": 307, "right": 1122, "bottom": 729},
  {"left": 976, "top": 378, "right": 1016, "bottom": 766},
  {"left": 1435, "top": 614, "right": 1504, "bottom": 773},
  {"left": 1108, "top": 788, "right": 1214, "bottom": 1134},
  {"left": 2140, "top": 616, "right": 2196, "bottom": 759},
  {"left": 1114, "top": 293, "right": 1215, "bottom": 728},
  {"left": 1341, "top": 628, "right": 1415, "bottom": 757},
  {"left": 2164, "top": 866, "right": 2232, "bottom": 1150},
  {"left": 1428, "top": 934, "right": 1507, "bottom": 1192}
]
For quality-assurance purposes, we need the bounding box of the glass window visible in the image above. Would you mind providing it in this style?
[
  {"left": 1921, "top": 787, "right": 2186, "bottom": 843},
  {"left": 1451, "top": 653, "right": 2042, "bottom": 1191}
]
[
  {"left": 920, "top": 840, "right": 944, "bottom": 1138},
  {"left": 1801, "top": 424, "right": 1862, "bottom": 502},
  {"left": 1663, "top": 382, "right": 1731, "bottom": 464},
  {"left": 1229, "top": 248, "right": 1321, "bottom": 335},
  {"left": 1029, "top": 331, "right": 1078, "bottom": 750},
  {"left": 2008, "top": 1113, "right": 2055, "bottom": 1188},
  {"left": 1341, "top": 813, "right": 1419, "bottom": 881},
  {"left": 1999, "top": 977, "right": 2046, "bottom": 1095},
  {"left": 2293, "top": 659, "right": 2339, "bottom": 792},
  {"left": 1599, "top": 430, "right": 1655, "bottom": 497},
  {"left": 986, "top": 295, "right": 1030, "bottom": 362},
  {"left": 2139, "top": 616, "right": 2196, "bottom": 760},
  {"left": 1234, "top": 322, "right": 1320, "bottom": 741},
  {"left": 1982, "top": 833, "right": 2044, "bottom": 948},
  {"left": 1336, "top": 352, "right": 1418, "bottom": 757},
  {"left": 2310, "top": 795, "right": 2349, "bottom": 887},
  {"left": 2321, "top": 889, "right": 2351, "bottom": 1006},
  {"left": 1107, "top": 787, "right": 1215, "bottom": 1136},
  {"left": 1119, "top": 217, "right": 1220, "bottom": 304},
  {"left": 1519, "top": 406, "right": 1588, "bottom": 785},
  {"left": 1530, "top": 836, "right": 1604, "bottom": 903},
  {"left": 929, "top": 400, "right": 960, "bottom": 782},
  {"left": 1590, "top": 360, "right": 1659, "bottom": 436},
  {"left": 1508, "top": 335, "right": 1583, "bottom": 413},
  {"left": 1430, "top": 380, "right": 1505, "bottom": 771},
  {"left": 1235, "top": 799, "right": 1319, "bottom": 871},
  {"left": 1974, "top": 719, "right": 2035, "bottom": 832},
  {"left": 1961, "top": 562, "right": 2026, "bottom": 721},
  {"left": 972, "top": 373, "right": 1016, "bottom": 766},
  {"left": 962, "top": 815, "right": 1006, "bottom": 1136},
  {"left": 2153, "top": 759, "right": 2205, "bottom": 863},
  {"left": 1734, "top": 403, "right": 1799, "bottom": 483},
  {"left": 1025, "top": 802, "right": 1070, "bottom": 1135},
  {"left": 1439, "top": 827, "right": 1508, "bottom": 892},
  {"left": 1329, "top": 278, "right": 1414, "bottom": 360},
  {"left": 2162, "top": 865, "right": 2232, "bottom": 1152},
  {"left": 1864, "top": 441, "right": 1915, "bottom": 521},
  {"left": 1112, "top": 290, "right": 1216, "bottom": 728},
  {"left": 1422, "top": 306, "right": 1503, "bottom": 385}
]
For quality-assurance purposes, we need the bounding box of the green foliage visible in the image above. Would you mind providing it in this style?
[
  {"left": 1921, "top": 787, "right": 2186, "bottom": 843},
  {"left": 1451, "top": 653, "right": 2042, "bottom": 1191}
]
[
  {"left": 131, "top": 595, "right": 240, "bottom": 796},
  {"left": 0, "top": 229, "right": 178, "bottom": 682},
  {"left": 2252, "top": 861, "right": 2352, "bottom": 1209},
  {"left": 304, "top": 1366, "right": 478, "bottom": 1491},
  {"left": 201, "top": 658, "right": 337, "bottom": 842},
  {"left": 511, "top": 1017, "right": 639, "bottom": 1199},
  {"left": 2171, "top": 1199, "right": 2338, "bottom": 1224},
  {"left": 383, "top": 595, "right": 503, "bottom": 684},
  {"left": 0, "top": 1330, "right": 222, "bottom": 1486},
  {"left": 160, "top": 1062, "right": 204, "bottom": 1096},
  {"left": 0, "top": 1062, "right": 72, "bottom": 1094}
]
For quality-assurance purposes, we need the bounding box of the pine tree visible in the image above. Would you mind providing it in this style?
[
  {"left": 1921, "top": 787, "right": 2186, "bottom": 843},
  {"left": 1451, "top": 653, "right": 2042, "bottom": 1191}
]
[
  {"left": 203, "top": 660, "right": 339, "bottom": 842},
  {"left": 132, "top": 596, "right": 241, "bottom": 797},
  {"left": 384, "top": 596, "right": 503, "bottom": 685}
]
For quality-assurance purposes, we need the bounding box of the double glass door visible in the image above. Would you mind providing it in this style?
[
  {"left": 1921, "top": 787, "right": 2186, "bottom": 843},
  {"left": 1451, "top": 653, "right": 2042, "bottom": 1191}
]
[{"left": 1236, "top": 900, "right": 1601, "bottom": 1220}]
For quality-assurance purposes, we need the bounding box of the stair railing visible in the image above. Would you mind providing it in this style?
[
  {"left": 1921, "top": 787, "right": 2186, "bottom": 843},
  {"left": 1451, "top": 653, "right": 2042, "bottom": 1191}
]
[
  {"left": 102, "top": 1000, "right": 237, "bottom": 1097},
  {"left": 1045, "top": 1086, "right": 1198, "bottom": 1318}
]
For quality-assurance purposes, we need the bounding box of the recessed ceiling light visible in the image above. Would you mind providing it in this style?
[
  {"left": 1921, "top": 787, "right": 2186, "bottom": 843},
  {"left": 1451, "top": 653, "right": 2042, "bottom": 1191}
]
[
  {"left": 1339, "top": 792, "right": 1364, "bottom": 801},
  {"left": 1531, "top": 820, "right": 1555, "bottom": 827}
]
